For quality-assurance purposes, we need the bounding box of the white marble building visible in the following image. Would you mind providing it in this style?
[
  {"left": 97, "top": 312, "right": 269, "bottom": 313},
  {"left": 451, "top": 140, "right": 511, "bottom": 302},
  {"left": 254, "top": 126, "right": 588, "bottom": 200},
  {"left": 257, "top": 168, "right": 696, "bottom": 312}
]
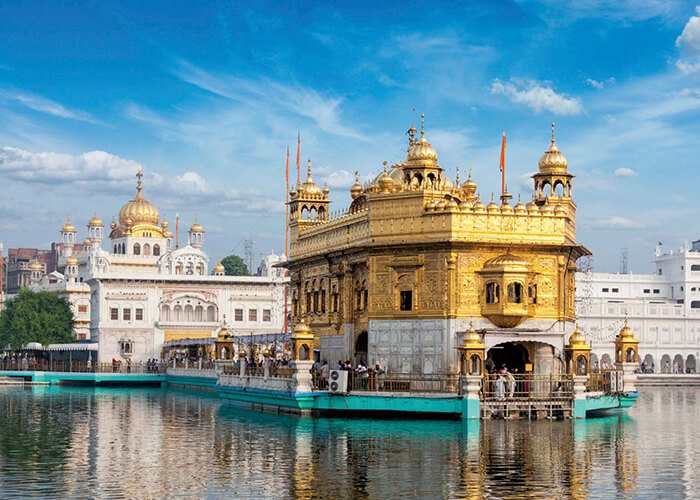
[
  {"left": 575, "top": 240, "right": 700, "bottom": 373},
  {"left": 32, "top": 169, "right": 289, "bottom": 363}
]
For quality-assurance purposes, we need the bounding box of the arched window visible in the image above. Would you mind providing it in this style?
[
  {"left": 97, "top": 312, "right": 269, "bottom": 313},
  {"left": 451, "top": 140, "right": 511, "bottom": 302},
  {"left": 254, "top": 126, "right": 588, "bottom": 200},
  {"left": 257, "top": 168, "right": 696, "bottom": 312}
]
[
  {"left": 184, "top": 305, "right": 193, "bottom": 322},
  {"left": 161, "top": 305, "right": 170, "bottom": 322},
  {"left": 133, "top": 243, "right": 140, "bottom": 255},
  {"left": 207, "top": 305, "right": 216, "bottom": 322},
  {"left": 310, "top": 207, "right": 317, "bottom": 220},
  {"left": 173, "top": 305, "right": 183, "bottom": 322},
  {"left": 299, "top": 344, "right": 309, "bottom": 361},
  {"left": 554, "top": 181, "right": 565, "bottom": 197},
  {"left": 507, "top": 283, "right": 522, "bottom": 304},
  {"left": 528, "top": 285, "right": 538, "bottom": 304},
  {"left": 153, "top": 244, "right": 160, "bottom": 256},
  {"left": 143, "top": 243, "right": 151, "bottom": 256},
  {"left": 486, "top": 283, "right": 500, "bottom": 304},
  {"left": 575, "top": 355, "right": 587, "bottom": 375},
  {"left": 194, "top": 305, "right": 203, "bottom": 322},
  {"left": 301, "top": 206, "right": 308, "bottom": 219},
  {"left": 196, "top": 264, "right": 204, "bottom": 275},
  {"left": 121, "top": 243, "right": 126, "bottom": 254},
  {"left": 318, "top": 207, "right": 325, "bottom": 220}
]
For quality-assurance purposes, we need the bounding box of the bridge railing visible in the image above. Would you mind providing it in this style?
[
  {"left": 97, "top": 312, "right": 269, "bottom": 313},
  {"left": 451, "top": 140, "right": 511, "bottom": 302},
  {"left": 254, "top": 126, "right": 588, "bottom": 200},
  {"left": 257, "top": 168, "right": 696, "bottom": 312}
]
[
  {"left": 0, "top": 360, "right": 165, "bottom": 374},
  {"left": 312, "top": 371, "right": 461, "bottom": 394},
  {"left": 482, "top": 373, "right": 573, "bottom": 401}
]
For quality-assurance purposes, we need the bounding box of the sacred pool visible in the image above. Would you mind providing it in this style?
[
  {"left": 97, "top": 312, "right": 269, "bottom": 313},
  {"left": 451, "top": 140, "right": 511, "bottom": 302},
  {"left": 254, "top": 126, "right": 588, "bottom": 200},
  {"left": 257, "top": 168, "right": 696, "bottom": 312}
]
[{"left": 0, "top": 386, "right": 697, "bottom": 498}]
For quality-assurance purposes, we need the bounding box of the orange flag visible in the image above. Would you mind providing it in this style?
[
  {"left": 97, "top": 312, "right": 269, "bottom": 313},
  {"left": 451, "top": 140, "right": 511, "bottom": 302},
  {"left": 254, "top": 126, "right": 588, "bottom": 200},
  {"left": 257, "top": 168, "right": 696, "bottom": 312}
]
[
  {"left": 499, "top": 131, "right": 506, "bottom": 194},
  {"left": 296, "top": 131, "right": 301, "bottom": 186}
]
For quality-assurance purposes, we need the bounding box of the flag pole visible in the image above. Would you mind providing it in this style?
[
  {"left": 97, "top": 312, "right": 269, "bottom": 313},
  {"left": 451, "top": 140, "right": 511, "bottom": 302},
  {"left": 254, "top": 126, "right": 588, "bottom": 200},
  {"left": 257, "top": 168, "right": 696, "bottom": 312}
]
[
  {"left": 499, "top": 130, "right": 507, "bottom": 194},
  {"left": 296, "top": 131, "right": 301, "bottom": 186}
]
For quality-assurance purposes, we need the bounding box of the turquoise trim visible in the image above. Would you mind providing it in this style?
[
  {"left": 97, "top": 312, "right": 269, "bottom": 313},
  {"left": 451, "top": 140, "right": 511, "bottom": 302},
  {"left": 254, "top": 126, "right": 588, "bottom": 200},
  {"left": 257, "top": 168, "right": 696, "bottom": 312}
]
[
  {"left": 165, "top": 375, "right": 218, "bottom": 389},
  {"left": 0, "top": 370, "right": 165, "bottom": 385}
]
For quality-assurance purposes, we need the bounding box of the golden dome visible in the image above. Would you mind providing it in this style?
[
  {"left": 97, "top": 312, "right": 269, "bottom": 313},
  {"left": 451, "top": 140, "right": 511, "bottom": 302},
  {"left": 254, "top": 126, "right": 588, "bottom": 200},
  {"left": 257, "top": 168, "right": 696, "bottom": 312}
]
[
  {"left": 538, "top": 122, "right": 568, "bottom": 173},
  {"left": 554, "top": 204, "right": 567, "bottom": 216},
  {"left": 217, "top": 323, "right": 232, "bottom": 340},
  {"left": 118, "top": 168, "right": 160, "bottom": 227},
  {"left": 568, "top": 323, "right": 587, "bottom": 346},
  {"left": 213, "top": 261, "right": 225, "bottom": 272},
  {"left": 88, "top": 212, "right": 103, "bottom": 227},
  {"left": 110, "top": 219, "right": 117, "bottom": 230},
  {"left": 447, "top": 198, "right": 459, "bottom": 209},
  {"left": 30, "top": 259, "right": 43, "bottom": 271},
  {"left": 406, "top": 114, "right": 438, "bottom": 166},
  {"left": 425, "top": 200, "right": 437, "bottom": 211},
  {"left": 66, "top": 256, "right": 78, "bottom": 266},
  {"left": 322, "top": 182, "right": 330, "bottom": 196},
  {"left": 462, "top": 168, "right": 477, "bottom": 195},
  {"left": 486, "top": 194, "right": 500, "bottom": 213},
  {"left": 190, "top": 218, "right": 203, "bottom": 232},
  {"left": 473, "top": 196, "right": 486, "bottom": 213},
  {"left": 526, "top": 196, "right": 540, "bottom": 214},
  {"left": 514, "top": 195, "right": 527, "bottom": 214},
  {"left": 161, "top": 218, "right": 168, "bottom": 229},
  {"left": 540, "top": 203, "right": 554, "bottom": 215},
  {"left": 619, "top": 315, "right": 634, "bottom": 338},
  {"left": 463, "top": 321, "right": 482, "bottom": 345},
  {"left": 83, "top": 238, "right": 91, "bottom": 246},
  {"left": 292, "top": 318, "right": 313, "bottom": 338},
  {"left": 378, "top": 163, "right": 393, "bottom": 192},
  {"left": 350, "top": 171, "right": 363, "bottom": 199},
  {"left": 300, "top": 160, "right": 321, "bottom": 196},
  {"left": 61, "top": 217, "right": 75, "bottom": 233}
]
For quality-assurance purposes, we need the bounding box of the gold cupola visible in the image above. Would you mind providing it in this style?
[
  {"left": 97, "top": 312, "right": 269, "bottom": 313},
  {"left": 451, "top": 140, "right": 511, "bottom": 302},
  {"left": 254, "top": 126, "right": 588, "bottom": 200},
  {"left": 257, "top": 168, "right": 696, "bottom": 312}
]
[
  {"left": 350, "top": 170, "right": 362, "bottom": 199},
  {"left": 378, "top": 162, "right": 393, "bottom": 192},
  {"left": 406, "top": 114, "right": 438, "bottom": 166},
  {"left": 300, "top": 159, "right": 321, "bottom": 196},
  {"left": 462, "top": 168, "right": 477, "bottom": 199},
  {"left": 532, "top": 123, "right": 575, "bottom": 210},
  {"left": 83, "top": 237, "right": 91, "bottom": 246},
  {"left": 457, "top": 321, "right": 486, "bottom": 376},
  {"left": 538, "top": 125, "right": 568, "bottom": 174},
  {"left": 117, "top": 167, "right": 160, "bottom": 227},
  {"left": 565, "top": 322, "right": 591, "bottom": 375},
  {"left": 61, "top": 217, "right": 76, "bottom": 233},
  {"left": 88, "top": 212, "right": 103, "bottom": 227}
]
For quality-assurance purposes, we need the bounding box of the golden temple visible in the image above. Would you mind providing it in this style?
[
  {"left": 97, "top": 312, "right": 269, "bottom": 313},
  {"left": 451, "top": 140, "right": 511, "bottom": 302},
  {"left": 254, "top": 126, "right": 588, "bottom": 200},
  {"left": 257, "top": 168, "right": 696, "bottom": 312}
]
[{"left": 287, "top": 116, "right": 590, "bottom": 375}]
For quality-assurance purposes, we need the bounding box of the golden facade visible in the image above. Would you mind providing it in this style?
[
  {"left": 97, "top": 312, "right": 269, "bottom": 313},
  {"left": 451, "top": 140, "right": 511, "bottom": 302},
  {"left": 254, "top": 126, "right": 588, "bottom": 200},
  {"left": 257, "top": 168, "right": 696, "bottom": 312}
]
[{"left": 287, "top": 117, "right": 589, "bottom": 373}]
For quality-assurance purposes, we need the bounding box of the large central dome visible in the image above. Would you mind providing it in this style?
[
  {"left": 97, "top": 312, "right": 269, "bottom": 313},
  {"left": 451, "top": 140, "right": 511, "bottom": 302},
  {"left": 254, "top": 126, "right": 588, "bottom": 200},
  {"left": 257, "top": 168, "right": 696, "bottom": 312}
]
[{"left": 118, "top": 167, "right": 160, "bottom": 227}]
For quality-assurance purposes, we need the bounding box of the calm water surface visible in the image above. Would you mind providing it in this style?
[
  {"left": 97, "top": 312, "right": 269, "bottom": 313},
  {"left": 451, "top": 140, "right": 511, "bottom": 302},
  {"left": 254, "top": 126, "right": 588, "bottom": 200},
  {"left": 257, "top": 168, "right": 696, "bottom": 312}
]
[{"left": 0, "top": 385, "right": 698, "bottom": 499}]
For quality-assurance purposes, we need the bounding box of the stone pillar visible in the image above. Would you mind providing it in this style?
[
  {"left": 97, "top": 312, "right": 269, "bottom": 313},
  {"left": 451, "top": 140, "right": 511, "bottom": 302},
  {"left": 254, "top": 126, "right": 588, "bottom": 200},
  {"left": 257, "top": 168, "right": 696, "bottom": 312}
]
[
  {"left": 616, "top": 362, "right": 638, "bottom": 394},
  {"left": 572, "top": 374, "right": 589, "bottom": 419},
  {"left": 461, "top": 375, "right": 482, "bottom": 420},
  {"left": 292, "top": 360, "right": 314, "bottom": 393}
]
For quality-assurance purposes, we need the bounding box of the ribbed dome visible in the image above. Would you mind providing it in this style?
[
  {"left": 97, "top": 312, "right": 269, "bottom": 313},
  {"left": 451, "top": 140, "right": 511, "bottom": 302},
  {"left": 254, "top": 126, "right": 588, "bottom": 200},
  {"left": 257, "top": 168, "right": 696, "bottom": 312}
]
[
  {"left": 462, "top": 321, "right": 481, "bottom": 345},
  {"left": 568, "top": 324, "right": 586, "bottom": 346},
  {"left": 538, "top": 123, "right": 568, "bottom": 173},
  {"left": 300, "top": 161, "right": 321, "bottom": 195},
  {"left": 485, "top": 253, "right": 530, "bottom": 268},
  {"left": 619, "top": 316, "right": 634, "bottom": 338},
  {"left": 61, "top": 218, "right": 75, "bottom": 233},
  {"left": 190, "top": 219, "right": 204, "bottom": 232},
  {"left": 462, "top": 168, "right": 477, "bottom": 195},
  {"left": 118, "top": 191, "right": 160, "bottom": 227},
  {"left": 406, "top": 114, "right": 438, "bottom": 166},
  {"left": 350, "top": 171, "right": 363, "bottom": 199}
]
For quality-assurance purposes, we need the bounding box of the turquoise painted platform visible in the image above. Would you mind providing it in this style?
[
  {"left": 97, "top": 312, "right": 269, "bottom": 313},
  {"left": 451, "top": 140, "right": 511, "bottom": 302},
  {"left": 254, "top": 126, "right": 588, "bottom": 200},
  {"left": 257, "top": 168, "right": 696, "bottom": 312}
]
[{"left": 0, "top": 370, "right": 165, "bottom": 385}]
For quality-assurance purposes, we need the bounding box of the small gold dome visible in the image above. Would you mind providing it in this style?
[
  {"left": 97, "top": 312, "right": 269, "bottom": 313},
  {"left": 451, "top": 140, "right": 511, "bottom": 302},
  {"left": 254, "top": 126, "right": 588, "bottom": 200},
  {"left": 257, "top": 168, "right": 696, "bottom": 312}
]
[
  {"left": 293, "top": 318, "right": 313, "bottom": 337},
  {"left": 540, "top": 203, "right": 554, "bottom": 215},
  {"left": 514, "top": 195, "right": 527, "bottom": 214},
  {"left": 110, "top": 219, "right": 117, "bottom": 230},
  {"left": 526, "top": 197, "right": 540, "bottom": 214},
  {"left": 463, "top": 321, "right": 482, "bottom": 345},
  {"left": 350, "top": 173, "right": 363, "bottom": 199},
  {"left": 322, "top": 182, "right": 330, "bottom": 196},
  {"left": 190, "top": 218, "right": 204, "bottom": 232},
  {"left": 161, "top": 218, "right": 168, "bottom": 229},
  {"left": 538, "top": 123, "right": 568, "bottom": 173},
  {"left": 61, "top": 217, "right": 75, "bottom": 233},
  {"left": 66, "top": 256, "right": 79, "bottom": 266},
  {"left": 473, "top": 196, "right": 486, "bottom": 213},
  {"left": 486, "top": 195, "right": 500, "bottom": 213},
  {"left": 83, "top": 238, "right": 91, "bottom": 246},
  {"left": 300, "top": 160, "right": 321, "bottom": 196},
  {"left": 619, "top": 315, "right": 634, "bottom": 338},
  {"left": 88, "top": 212, "right": 103, "bottom": 227},
  {"left": 406, "top": 114, "right": 438, "bottom": 166},
  {"left": 425, "top": 200, "right": 437, "bottom": 211},
  {"left": 462, "top": 168, "right": 477, "bottom": 195},
  {"left": 217, "top": 322, "right": 231, "bottom": 340},
  {"left": 554, "top": 204, "right": 567, "bottom": 216},
  {"left": 378, "top": 164, "right": 393, "bottom": 192},
  {"left": 213, "top": 261, "right": 225, "bottom": 272},
  {"left": 447, "top": 198, "right": 459, "bottom": 209},
  {"left": 30, "top": 259, "right": 43, "bottom": 271},
  {"left": 568, "top": 323, "right": 587, "bottom": 346}
]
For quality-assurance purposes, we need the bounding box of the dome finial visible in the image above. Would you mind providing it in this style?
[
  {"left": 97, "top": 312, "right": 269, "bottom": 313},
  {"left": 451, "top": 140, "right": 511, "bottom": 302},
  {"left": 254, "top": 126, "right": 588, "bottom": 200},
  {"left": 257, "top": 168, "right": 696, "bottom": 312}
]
[
  {"left": 551, "top": 122, "right": 556, "bottom": 144},
  {"left": 455, "top": 166, "right": 460, "bottom": 184},
  {"left": 136, "top": 165, "right": 143, "bottom": 192},
  {"left": 307, "top": 158, "right": 312, "bottom": 179},
  {"left": 421, "top": 113, "right": 425, "bottom": 137},
  {"left": 383, "top": 161, "right": 388, "bottom": 174}
]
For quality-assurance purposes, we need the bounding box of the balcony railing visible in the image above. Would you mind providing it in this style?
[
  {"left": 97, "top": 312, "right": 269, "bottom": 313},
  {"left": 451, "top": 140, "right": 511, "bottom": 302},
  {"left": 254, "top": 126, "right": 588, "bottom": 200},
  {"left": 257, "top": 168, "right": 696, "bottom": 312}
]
[{"left": 217, "top": 360, "right": 294, "bottom": 379}]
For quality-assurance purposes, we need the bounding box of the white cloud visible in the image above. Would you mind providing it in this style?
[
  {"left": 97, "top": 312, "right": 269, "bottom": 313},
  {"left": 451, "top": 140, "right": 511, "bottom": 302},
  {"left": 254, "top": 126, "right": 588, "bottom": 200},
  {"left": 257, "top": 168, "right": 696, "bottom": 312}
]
[
  {"left": 614, "top": 167, "right": 638, "bottom": 177},
  {"left": 172, "top": 59, "right": 367, "bottom": 141},
  {"left": 582, "top": 216, "right": 647, "bottom": 230},
  {"left": 0, "top": 90, "right": 100, "bottom": 124},
  {"left": 675, "top": 7, "right": 700, "bottom": 73},
  {"left": 585, "top": 79, "right": 605, "bottom": 89},
  {"left": 490, "top": 79, "right": 583, "bottom": 115}
]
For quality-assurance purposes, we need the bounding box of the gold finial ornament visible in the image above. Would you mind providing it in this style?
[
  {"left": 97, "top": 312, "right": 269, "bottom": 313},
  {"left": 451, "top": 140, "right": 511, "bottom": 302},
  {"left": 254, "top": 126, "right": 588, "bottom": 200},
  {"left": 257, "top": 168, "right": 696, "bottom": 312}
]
[
  {"left": 538, "top": 122, "right": 568, "bottom": 173},
  {"left": 406, "top": 113, "right": 438, "bottom": 166},
  {"left": 378, "top": 161, "right": 393, "bottom": 192},
  {"left": 455, "top": 166, "right": 460, "bottom": 185},
  {"left": 350, "top": 170, "right": 362, "bottom": 199},
  {"left": 136, "top": 165, "right": 143, "bottom": 192}
]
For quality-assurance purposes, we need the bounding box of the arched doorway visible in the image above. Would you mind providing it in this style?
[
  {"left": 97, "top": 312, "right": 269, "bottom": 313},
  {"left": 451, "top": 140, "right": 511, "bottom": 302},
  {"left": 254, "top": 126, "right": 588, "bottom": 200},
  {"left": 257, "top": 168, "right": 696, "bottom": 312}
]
[
  {"left": 590, "top": 352, "right": 599, "bottom": 370},
  {"left": 673, "top": 354, "right": 684, "bottom": 373},
  {"left": 486, "top": 342, "right": 530, "bottom": 374},
  {"left": 687, "top": 355, "right": 697, "bottom": 373},
  {"left": 643, "top": 354, "right": 654, "bottom": 373},
  {"left": 355, "top": 331, "right": 368, "bottom": 365}
]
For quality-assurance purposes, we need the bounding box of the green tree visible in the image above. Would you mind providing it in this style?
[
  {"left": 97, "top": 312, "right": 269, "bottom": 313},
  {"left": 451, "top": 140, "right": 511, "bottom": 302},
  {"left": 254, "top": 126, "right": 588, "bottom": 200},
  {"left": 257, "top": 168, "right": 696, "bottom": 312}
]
[
  {"left": 221, "top": 254, "right": 250, "bottom": 276},
  {"left": 0, "top": 289, "right": 74, "bottom": 350}
]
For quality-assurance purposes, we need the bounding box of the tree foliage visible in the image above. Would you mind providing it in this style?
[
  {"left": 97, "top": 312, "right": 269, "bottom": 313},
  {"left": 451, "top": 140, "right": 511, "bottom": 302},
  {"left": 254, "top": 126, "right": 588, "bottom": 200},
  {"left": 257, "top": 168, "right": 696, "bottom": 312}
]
[
  {"left": 0, "top": 289, "right": 75, "bottom": 350},
  {"left": 221, "top": 254, "right": 250, "bottom": 276}
]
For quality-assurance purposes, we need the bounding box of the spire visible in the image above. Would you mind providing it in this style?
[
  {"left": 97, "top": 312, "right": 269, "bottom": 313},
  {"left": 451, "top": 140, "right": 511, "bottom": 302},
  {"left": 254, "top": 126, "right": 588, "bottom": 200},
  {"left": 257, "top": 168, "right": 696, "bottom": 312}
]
[
  {"left": 136, "top": 165, "right": 143, "bottom": 192},
  {"left": 406, "top": 108, "right": 417, "bottom": 148},
  {"left": 551, "top": 122, "right": 556, "bottom": 145},
  {"left": 455, "top": 166, "right": 460, "bottom": 185},
  {"left": 307, "top": 158, "right": 312, "bottom": 180},
  {"left": 420, "top": 113, "right": 425, "bottom": 137}
]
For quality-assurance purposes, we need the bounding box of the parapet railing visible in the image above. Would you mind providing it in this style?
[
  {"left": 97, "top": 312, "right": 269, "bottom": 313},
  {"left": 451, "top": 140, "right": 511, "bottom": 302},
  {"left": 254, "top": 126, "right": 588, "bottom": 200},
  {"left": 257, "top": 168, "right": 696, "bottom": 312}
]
[
  {"left": 217, "top": 360, "right": 294, "bottom": 379},
  {"left": 313, "top": 371, "right": 461, "bottom": 394},
  {"left": 482, "top": 373, "right": 573, "bottom": 401},
  {"left": 169, "top": 359, "right": 216, "bottom": 370},
  {"left": 0, "top": 360, "right": 165, "bottom": 374}
]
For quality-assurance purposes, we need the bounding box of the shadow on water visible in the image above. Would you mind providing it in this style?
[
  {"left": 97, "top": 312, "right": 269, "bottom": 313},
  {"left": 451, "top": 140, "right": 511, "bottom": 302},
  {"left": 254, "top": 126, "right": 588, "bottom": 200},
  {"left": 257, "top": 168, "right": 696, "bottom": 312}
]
[{"left": 0, "top": 386, "right": 698, "bottom": 499}]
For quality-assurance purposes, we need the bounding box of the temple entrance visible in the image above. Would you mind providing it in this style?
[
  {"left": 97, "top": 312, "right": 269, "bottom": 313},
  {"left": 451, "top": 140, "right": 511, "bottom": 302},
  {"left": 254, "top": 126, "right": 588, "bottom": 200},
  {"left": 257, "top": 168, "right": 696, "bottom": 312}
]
[
  {"left": 486, "top": 342, "right": 530, "bottom": 374},
  {"left": 355, "top": 331, "right": 368, "bottom": 365}
]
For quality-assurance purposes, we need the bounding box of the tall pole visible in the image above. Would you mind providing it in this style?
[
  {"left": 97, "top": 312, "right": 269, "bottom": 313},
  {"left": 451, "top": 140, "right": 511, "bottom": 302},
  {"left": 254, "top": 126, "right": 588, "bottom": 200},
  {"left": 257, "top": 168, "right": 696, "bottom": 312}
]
[
  {"left": 284, "top": 146, "right": 290, "bottom": 334},
  {"left": 296, "top": 131, "right": 301, "bottom": 186},
  {"left": 499, "top": 130, "right": 506, "bottom": 194},
  {"left": 0, "top": 242, "right": 4, "bottom": 313}
]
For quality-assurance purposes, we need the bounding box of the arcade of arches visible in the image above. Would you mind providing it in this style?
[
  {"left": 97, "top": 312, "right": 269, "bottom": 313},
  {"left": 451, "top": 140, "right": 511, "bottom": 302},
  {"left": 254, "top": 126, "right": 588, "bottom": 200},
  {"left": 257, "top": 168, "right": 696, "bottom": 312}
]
[{"left": 486, "top": 341, "right": 564, "bottom": 375}]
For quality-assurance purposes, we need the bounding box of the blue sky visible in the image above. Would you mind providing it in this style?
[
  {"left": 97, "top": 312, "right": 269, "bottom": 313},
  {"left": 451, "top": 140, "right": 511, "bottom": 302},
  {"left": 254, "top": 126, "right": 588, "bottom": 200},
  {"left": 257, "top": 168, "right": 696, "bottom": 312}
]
[{"left": 1, "top": 1, "right": 699, "bottom": 272}]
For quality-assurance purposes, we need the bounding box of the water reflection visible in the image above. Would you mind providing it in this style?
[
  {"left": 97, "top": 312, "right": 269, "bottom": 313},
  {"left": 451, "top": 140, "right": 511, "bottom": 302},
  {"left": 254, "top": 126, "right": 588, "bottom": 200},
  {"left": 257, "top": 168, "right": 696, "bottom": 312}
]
[{"left": 0, "top": 387, "right": 697, "bottom": 498}]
